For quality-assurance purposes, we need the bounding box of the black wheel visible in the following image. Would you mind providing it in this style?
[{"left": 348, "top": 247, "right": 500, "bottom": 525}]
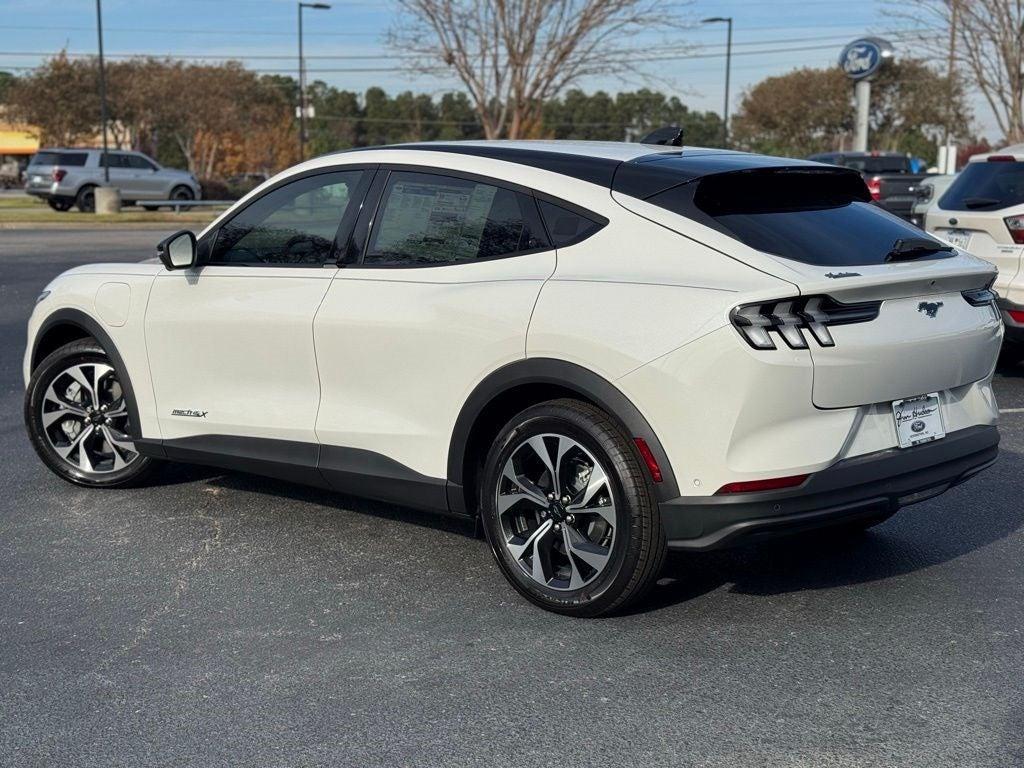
[
  {"left": 47, "top": 198, "right": 73, "bottom": 212},
  {"left": 24, "top": 340, "right": 154, "bottom": 488},
  {"left": 169, "top": 185, "right": 195, "bottom": 210},
  {"left": 75, "top": 185, "right": 96, "bottom": 213},
  {"left": 998, "top": 341, "right": 1024, "bottom": 369},
  {"left": 480, "top": 399, "right": 666, "bottom": 617}
]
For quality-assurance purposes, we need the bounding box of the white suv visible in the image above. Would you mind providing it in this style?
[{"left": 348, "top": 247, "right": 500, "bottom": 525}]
[
  {"left": 926, "top": 151, "right": 1024, "bottom": 360},
  {"left": 23, "top": 141, "right": 1002, "bottom": 616}
]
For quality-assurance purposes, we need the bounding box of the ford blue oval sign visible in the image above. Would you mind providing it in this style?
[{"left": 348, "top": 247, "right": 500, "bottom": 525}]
[{"left": 839, "top": 37, "right": 893, "bottom": 80}]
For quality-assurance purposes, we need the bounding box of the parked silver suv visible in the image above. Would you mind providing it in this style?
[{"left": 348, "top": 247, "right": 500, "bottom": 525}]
[{"left": 24, "top": 148, "right": 201, "bottom": 212}]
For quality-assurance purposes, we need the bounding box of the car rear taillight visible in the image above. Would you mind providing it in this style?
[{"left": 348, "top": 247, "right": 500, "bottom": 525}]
[
  {"left": 1004, "top": 215, "right": 1024, "bottom": 244},
  {"left": 51, "top": 168, "right": 66, "bottom": 182},
  {"left": 716, "top": 474, "right": 809, "bottom": 494},
  {"left": 866, "top": 175, "right": 882, "bottom": 201},
  {"left": 730, "top": 295, "right": 881, "bottom": 350},
  {"left": 1007, "top": 310, "right": 1024, "bottom": 324},
  {"left": 962, "top": 286, "right": 998, "bottom": 306}
]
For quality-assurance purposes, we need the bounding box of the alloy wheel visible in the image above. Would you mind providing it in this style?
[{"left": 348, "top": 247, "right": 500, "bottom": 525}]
[
  {"left": 39, "top": 362, "right": 139, "bottom": 474},
  {"left": 495, "top": 433, "right": 616, "bottom": 591}
]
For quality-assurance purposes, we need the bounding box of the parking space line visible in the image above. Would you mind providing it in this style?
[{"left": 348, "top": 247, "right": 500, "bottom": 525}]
[{"left": 999, "top": 408, "right": 1024, "bottom": 413}]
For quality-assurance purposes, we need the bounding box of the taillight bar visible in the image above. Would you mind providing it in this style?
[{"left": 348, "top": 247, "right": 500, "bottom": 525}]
[
  {"left": 962, "top": 286, "right": 997, "bottom": 306},
  {"left": 730, "top": 295, "right": 881, "bottom": 350},
  {"left": 51, "top": 168, "right": 67, "bottom": 182}
]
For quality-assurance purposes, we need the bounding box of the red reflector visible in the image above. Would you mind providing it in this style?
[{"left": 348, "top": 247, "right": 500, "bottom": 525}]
[
  {"left": 716, "top": 474, "right": 809, "bottom": 495},
  {"left": 987, "top": 155, "right": 1016, "bottom": 162},
  {"left": 1008, "top": 310, "right": 1024, "bottom": 324},
  {"left": 52, "top": 168, "right": 66, "bottom": 182},
  {"left": 633, "top": 437, "right": 663, "bottom": 483},
  {"left": 866, "top": 175, "right": 881, "bottom": 201}
]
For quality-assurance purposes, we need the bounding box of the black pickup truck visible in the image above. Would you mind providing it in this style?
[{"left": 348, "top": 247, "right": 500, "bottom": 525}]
[{"left": 807, "top": 151, "right": 933, "bottom": 224}]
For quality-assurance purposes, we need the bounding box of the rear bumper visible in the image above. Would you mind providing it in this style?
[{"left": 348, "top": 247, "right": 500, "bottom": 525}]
[{"left": 660, "top": 424, "right": 999, "bottom": 551}]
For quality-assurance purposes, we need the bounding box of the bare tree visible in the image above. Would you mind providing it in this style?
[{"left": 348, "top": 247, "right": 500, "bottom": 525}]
[
  {"left": 890, "top": 0, "right": 1024, "bottom": 144},
  {"left": 390, "top": 0, "right": 688, "bottom": 139}
]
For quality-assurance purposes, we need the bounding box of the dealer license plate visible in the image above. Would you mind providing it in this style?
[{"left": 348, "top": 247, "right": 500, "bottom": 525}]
[
  {"left": 892, "top": 393, "right": 945, "bottom": 449},
  {"left": 943, "top": 229, "right": 972, "bottom": 249}
]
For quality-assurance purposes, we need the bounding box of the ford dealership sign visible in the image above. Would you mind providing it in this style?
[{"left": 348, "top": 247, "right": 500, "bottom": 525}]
[{"left": 839, "top": 37, "right": 893, "bottom": 80}]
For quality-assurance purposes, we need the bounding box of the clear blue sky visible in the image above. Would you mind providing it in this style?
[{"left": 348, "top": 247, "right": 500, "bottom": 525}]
[{"left": 0, "top": 0, "right": 992, "bottom": 139}]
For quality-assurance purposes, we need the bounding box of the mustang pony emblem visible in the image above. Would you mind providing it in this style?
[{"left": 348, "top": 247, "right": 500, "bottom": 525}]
[{"left": 917, "top": 301, "right": 943, "bottom": 318}]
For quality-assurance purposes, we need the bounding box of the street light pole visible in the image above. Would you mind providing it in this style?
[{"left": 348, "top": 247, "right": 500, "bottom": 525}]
[
  {"left": 298, "top": 2, "right": 331, "bottom": 160},
  {"left": 702, "top": 16, "right": 733, "bottom": 148},
  {"left": 96, "top": 0, "right": 110, "bottom": 183}
]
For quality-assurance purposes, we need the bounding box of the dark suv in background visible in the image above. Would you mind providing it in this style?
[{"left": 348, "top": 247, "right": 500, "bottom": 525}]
[{"left": 808, "top": 151, "right": 932, "bottom": 224}]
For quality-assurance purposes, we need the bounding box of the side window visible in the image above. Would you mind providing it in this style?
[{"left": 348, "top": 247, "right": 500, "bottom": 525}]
[
  {"left": 99, "top": 153, "right": 128, "bottom": 169},
  {"left": 126, "top": 154, "right": 157, "bottom": 171},
  {"left": 537, "top": 199, "right": 606, "bottom": 248},
  {"left": 363, "top": 171, "right": 546, "bottom": 267},
  {"left": 210, "top": 170, "right": 366, "bottom": 266}
]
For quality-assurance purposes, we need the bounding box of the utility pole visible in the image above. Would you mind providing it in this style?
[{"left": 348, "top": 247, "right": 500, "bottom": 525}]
[
  {"left": 298, "top": 2, "right": 331, "bottom": 160},
  {"left": 941, "top": 0, "right": 959, "bottom": 173},
  {"left": 702, "top": 17, "right": 733, "bottom": 148},
  {"left": 96, "top": 0, "right": 109, "bottom": 184}
]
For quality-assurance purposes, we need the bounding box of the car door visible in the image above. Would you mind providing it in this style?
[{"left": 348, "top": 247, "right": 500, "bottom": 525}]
[
  {"left": 124, "top": 153, "right": 164, "bottom": 198},
  {"left": 313, "top": 168, "right": 556, "bottom": 501},
  {"left": 145, "top": 167, "right": 374, "bottom": 453},
  {"left": 100, "top": 152, "right": 140, "bottom": 197}
]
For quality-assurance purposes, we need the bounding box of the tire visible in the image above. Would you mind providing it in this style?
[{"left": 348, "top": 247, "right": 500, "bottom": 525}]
[
  {"left": 169, "top": 185, "right": 195, "bottom": 211},
  {"left": 24, "top": 339, "right": 154, "bottom": 488},
  {"left": 47, "top": 198, "right": 73, "bottom": 212},
  {"left": 998, "top": 341, "right": 1024, "bottom": 369},
  {"left": 75, "top": 185, "right": 96, "bottom": 213},
  {"left": 479, "top": 398, "right": 666, "bottom": 617}
]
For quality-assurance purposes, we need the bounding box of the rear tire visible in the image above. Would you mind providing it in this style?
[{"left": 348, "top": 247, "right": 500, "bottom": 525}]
[
  {"left": 47, "top": 198, "right": 73, "bottom": 212},
  {"left": 479, "top": 399, "right": 666, "bottom": 617},
  {"left": 24, "top": 340, "right": 154, "bottom": 488},
  {"left": 75, "top": 185, "right": 96, "bottom": 213}
]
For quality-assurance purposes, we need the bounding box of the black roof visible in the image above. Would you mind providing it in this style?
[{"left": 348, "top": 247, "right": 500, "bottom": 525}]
[{"left": 369, "top": 143, "right": 830, "bottom": 200}]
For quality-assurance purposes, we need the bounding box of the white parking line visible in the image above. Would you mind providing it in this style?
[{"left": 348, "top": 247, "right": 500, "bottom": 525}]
[{"left": 999, "top": 408, "right": 1024, "bottom": 414}]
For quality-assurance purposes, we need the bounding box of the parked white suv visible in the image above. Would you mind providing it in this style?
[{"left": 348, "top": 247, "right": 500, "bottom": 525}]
[
  {"left": 926, "top": 151, "right": 1024, "bottom": 359},
  {"left": 24, "top": 148, "right": 201, "bottom": 212},
  {"left": 23, "top": 141, "right": 1002, "bottom": 615}
]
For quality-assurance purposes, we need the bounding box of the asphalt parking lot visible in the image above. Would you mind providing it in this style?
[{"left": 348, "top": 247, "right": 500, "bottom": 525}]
[{"left": 1, "top": 228, "right": 1022, "bottom": 767}]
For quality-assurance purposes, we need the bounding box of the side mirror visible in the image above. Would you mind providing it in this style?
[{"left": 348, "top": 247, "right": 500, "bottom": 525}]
[{"left": 157, "top": 230, "right": 197, "bottom": 270}]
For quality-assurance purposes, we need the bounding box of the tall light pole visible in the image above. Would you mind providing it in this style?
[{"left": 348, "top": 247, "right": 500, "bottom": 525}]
[
  {"left": 96, "top": 0, "right": 110, "bottom": 183},
  {"left": 702, "top": 16, "right": 732, "bottom": 148},
  {"left": 298, "top": 2, "right": 331, "bottom": 160}
]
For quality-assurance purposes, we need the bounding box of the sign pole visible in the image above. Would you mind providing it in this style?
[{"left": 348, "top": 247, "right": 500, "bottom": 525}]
[{"left": 853, "top": 80, "right": 870, "bottom": 152}]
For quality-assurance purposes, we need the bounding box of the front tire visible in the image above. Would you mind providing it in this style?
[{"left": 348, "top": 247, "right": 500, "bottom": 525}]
[
  {"left": 169, "top": 185, "right": 195, "bottom": 210},
  {"left": 480, "top": 399, "right": 666, "bottom": 617},
  {"left": 24, "top": 340, "right": 153, "bottom": 487}
]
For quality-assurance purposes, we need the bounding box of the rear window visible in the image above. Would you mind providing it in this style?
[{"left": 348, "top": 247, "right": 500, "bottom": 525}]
[
  {"left": 938, "top": 160, "right": 1024, "bottom": 211},
  {"left": 840, "top": 156, "right": 909, "bottom": 174},
  {"left": 30, "top": 151, "right": 88, "bottom": 167},
  {"left": 648, "top": 168, "right": 951, "bottom": 266}
]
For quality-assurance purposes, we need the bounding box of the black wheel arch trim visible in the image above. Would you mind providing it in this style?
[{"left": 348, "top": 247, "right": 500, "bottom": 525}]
[
  {"left": 448, "top": 357, "right": 680, "bottom": 502},
  {"left": 31, "top": 308, "right": 144, "bottom": 439}
]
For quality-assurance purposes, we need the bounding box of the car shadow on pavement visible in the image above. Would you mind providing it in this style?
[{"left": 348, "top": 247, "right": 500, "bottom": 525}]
[{"left": 634, "top": 449, "right": 1024, "bottom": 614}]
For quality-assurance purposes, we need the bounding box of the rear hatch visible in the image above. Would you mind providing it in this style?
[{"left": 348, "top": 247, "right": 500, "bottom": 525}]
[
  {"left": 25, "top": 150, "right": 88, "bottom": 192},
  {"left": 631, "top": 165, "right": 1002, "bottom": 409},
  {"left": 927, "top": 159, "right": 1024, "bottom": 296}
]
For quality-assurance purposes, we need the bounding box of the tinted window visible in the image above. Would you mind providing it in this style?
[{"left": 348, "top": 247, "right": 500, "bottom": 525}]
[
  {"left": 650, "top": 168, "right": 950, "bottom": 266},
  {"left": 538, "top": 200, "right": 605, "bottom": 247},
  {"left": 938, "top": 161, "right": 1024, "bottom": 211},
  {"left": 99, "top": 153, "right": 130, "bottom": 169},
  {"left": 211, "top": 170, "right": 365, "bottom": 265},
  {"left": 30, "top": 151, "right": 87, "bottom": 167},
  {"left": 124, "top": 154, "right": 157, "bottom": 170},
  {"left": 838, "top": 156, "right": 909, "bottom": 174},
  {"left": 364, "top": 172, "right": 546, "bottom": 266}
]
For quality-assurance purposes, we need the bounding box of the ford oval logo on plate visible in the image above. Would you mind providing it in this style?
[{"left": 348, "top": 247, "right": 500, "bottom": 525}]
[{"left": 839, "top": 37, "right": 893, "bottom": 80}]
